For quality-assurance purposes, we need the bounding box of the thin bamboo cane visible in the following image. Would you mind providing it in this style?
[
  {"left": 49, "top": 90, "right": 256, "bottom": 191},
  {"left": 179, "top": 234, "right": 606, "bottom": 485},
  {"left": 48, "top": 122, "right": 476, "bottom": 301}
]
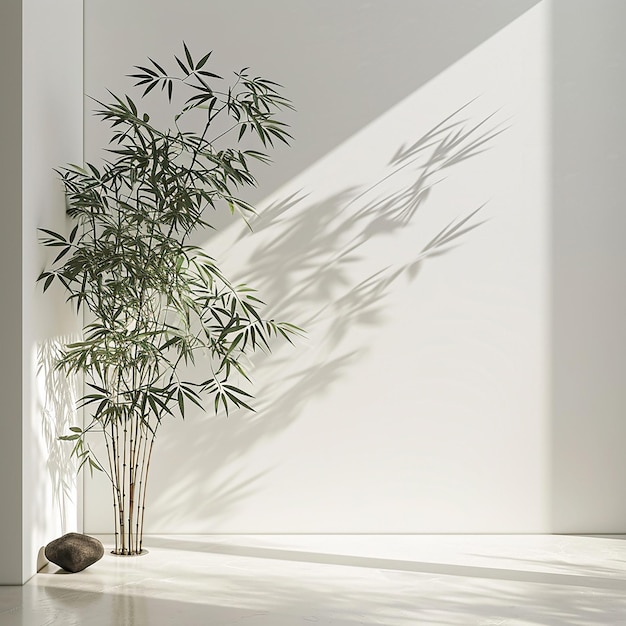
[
  {"left": 136, "top": 420, "right": 150, "bottom": 554},
  {"left": 135, "top": 416, "right": 145, "bottom": 551},
  {"left": 104, "top": 420, "right": 119, "bottom": 554},
  {"left": 127, "top": 415, "right": 134, "bottom": 554},
  {"left": 114, "top": 416, "right": 125, "bottom": 555},
  {"left": 138, "top": 432, "right": 156, "bottom": 553}
]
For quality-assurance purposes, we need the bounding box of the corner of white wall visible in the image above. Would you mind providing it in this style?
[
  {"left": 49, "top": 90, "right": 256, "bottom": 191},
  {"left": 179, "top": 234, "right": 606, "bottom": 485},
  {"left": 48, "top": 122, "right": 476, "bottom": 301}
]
[
  {"left": 0, "top": 0, "right": 25, "bottom": 587},
  {"left": 21, "top": 0, "right": 84, "bottom": 583}
]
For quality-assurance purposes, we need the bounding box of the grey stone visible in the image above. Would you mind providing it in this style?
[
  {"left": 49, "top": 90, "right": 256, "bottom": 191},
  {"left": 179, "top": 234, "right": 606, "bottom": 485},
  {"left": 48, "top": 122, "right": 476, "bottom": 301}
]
[{"left": 44, "top": 533, "right": 104, "bottom": 573}]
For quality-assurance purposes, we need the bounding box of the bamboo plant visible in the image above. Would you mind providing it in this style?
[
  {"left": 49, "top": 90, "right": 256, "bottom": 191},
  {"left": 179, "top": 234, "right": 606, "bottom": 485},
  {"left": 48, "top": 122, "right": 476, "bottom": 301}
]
[{"left": 38, "top": 44, "right": 300, "bottom": 555}]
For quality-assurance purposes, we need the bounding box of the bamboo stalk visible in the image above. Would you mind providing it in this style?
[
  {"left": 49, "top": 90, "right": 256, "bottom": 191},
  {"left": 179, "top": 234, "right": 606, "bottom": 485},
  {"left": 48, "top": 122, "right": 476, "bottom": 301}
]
[
  {"left": 138, "top": 432, "right": 156, "bottom": 553},
  {"left": 122, "top": 406, "right": 129, "bottom": 553},
  {"left": 104, "top": 421, "right": 119, "bottom": 555},
  {"left": 114, "top": 415, "right": 125, "bottom": 555},
  {"left": 128, "top": 409, "right": 135, "bottom": 554},
  {"left": 136, "top": 420, "right": 149, "bottom": 553},
  {"left": 134, "top": 418, "right": 147, "bottom": 554}
]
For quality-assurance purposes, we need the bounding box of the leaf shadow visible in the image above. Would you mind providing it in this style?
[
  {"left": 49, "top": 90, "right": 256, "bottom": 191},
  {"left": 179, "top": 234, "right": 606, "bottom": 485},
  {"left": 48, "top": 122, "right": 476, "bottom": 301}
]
[
  {"left": 36, "top": 336, "right": 81, "bottom": 533},
  {"left": 128, "top": 99, "right": 507, "bottom": 530}
]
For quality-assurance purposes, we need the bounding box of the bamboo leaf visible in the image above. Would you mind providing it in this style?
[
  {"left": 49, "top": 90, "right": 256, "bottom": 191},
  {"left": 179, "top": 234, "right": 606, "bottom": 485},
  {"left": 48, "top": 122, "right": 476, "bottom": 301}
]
[
  {"left": 223, "top": 384, "right": 253, "bottom": 398},
  {"left": 177, "top": 389, "right": 185, "bottom": 418},
  {"left": 148, "top": 57, "right": 167, "bottom": 75},
  {"left": 175, "top": 56, "right": 190, "bottom": 76},
  {"left": 125, "top": 96, "right": 138, "bottom": 116},
  {"left": 183, "top": 42, "right": 194, "bottom": 68},
  {"left": 142, "top": 80, "right": 159, "bottom": 97},
  {"left": 69, "top": 224, "right": 79, "bottom": 243},
  {"left": 196, "top": 51, "right": 212, "bottom": 69},
  {"left": 134, "top": 65, "right": 158, "bottom": 77},
  {"left": 197, "top": 70, "right": 222, "bottom": 80},
  {"left": 38, "top": 228, "right": 66, "bottom": 242},
  {"left": 53, "top": 246, "right": 71, "bottom": 263},
  {"left": 89, "top": 457, "right": 103, "bottom": 472}
]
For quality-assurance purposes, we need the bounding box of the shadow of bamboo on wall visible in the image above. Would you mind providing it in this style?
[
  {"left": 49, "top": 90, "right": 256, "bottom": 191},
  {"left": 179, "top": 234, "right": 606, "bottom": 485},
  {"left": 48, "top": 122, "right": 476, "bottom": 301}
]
[
  {"left": 36, "top": 336, "right": 82, "bottom": 533},
  {"left": 147, "top": 99, "right": 507, "bottom": 528}
]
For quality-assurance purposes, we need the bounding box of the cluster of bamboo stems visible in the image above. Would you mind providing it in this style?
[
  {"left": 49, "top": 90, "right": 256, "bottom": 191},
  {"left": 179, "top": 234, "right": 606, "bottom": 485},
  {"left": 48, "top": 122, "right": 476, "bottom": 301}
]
[{"left": 104, "top": 412, "right": 157, "bottom": 555}]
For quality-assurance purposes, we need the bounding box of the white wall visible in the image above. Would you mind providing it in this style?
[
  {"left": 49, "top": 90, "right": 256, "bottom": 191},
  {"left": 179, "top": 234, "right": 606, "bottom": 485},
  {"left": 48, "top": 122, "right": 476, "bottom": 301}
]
[
  {"left": 0, "top": 0, "right": 82, "bottom": 585},
  {"left": 550, "top": 0, "right": 626, "bottom": 532},
  {"left": 0, "top": 0, "right": 25, "bottom": 586},
  {"left": 22, "top": 0, "right": 84, "bottom": 580},
  {"left": 2, "top": 0, "right": 618, "bottom": 586},
  {"left": 83, "top": 0, "right": 561, "bottom": 533}
]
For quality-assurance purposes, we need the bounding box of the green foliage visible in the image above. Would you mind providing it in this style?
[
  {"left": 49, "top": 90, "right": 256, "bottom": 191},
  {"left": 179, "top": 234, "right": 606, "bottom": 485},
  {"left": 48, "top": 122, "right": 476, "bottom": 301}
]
[{"left": 38, "top": 44, "right": 300, "bottom": 478}]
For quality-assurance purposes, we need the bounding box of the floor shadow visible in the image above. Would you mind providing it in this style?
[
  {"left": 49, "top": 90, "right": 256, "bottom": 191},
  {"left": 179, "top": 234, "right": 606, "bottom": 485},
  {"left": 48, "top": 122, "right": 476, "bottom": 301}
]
[
  {"left": 145, "top": 535, "right": 626, "bottom": 591},
  {"left": 8, "top": 534, "right": 626, "bottom": 626}
]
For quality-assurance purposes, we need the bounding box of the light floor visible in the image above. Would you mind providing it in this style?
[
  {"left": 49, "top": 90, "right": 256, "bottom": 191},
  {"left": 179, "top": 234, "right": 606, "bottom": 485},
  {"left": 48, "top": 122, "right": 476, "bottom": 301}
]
[{"left": 1, "top": 534, "right": 626, "bottom": 625}]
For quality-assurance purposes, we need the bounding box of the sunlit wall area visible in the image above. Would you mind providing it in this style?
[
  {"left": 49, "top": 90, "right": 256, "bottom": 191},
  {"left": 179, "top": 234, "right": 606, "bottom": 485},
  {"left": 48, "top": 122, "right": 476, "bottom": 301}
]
[
  {"left": 2, "top": 0, "right": 624, "bottom": 590},
  {"left": 83, "top": 0, "right": 555, "bottom": 534}
]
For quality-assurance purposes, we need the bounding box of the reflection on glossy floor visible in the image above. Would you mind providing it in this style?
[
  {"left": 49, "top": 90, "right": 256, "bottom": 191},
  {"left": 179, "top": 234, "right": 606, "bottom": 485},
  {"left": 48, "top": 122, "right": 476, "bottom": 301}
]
[{"left": 1, "top": 535, "right": 626, "bottom": 625}]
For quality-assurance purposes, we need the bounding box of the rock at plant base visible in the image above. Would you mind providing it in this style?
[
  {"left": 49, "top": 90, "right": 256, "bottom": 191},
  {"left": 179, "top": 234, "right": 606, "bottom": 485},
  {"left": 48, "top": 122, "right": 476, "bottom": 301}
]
[{"left": 44, "top": 533, "right": 104, "bottom": 573}]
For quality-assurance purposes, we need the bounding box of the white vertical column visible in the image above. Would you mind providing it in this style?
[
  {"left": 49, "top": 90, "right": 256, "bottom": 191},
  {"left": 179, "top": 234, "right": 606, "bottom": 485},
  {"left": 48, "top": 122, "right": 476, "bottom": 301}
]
[
  {"left": 551, "top": 0, "right": 626, "bottom": 532},
  {"left": 0, "top": 0, "right": 83, "bottom": 585},
  {"left": 0, "top": 0, "right": 25, "bottom": 585},
  {"left": 21, "top": 0, "right": 83, "bottom": 582}
]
